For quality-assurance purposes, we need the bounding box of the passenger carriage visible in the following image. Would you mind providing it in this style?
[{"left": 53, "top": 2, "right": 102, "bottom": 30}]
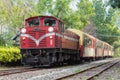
[
  {"left": 83, "top": 33, "right": 96, "bottom": 60},
  {"left": 111, "top": 47, "right": 114, "bottom": 57},
  {"left": 95, "top": 39, "right": 104, "bottom": 59},
  {"left": 103, "top": 42, "right": 109, "bottom": 58},
  {"left": 68, "top": 29, "right": 96, "bottom": 60},
  {"left": 108, "top": 45, "right": 114, "bottom": 57}
]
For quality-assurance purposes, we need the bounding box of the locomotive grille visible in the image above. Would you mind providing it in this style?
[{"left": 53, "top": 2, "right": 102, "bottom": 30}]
[
  {"left": 28, "top": 30, "right": 46, "bottom": 47},
  {"left": 38, "top": 31, "right": 46, "bottom": 47}
]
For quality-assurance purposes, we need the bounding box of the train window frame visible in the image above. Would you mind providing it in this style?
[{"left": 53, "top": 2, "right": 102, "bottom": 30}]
[
  {"left": 44, "top": 18, "right": 56, "bottom": 27},
  {"left": 27, "top": 18, "right": 40, "bottom": 27}
]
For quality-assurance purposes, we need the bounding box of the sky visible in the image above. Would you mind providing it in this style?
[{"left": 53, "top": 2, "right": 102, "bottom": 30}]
[{"left": 70, "top": 0, "right": 79, "bottom": 11}]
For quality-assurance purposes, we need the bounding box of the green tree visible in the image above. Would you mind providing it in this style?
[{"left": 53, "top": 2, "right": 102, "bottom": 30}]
[
  {"left": 111, "top": 10, "right": 120, "bottom": 29},
  {"left": 92, "top": 0, "right": 120, "bottom": 44},
  {"left": 37, "top": 0, "right": 53, "bottom": 15},
  {"left": 0, "top": 0, "right": 38, "bottom": 46},
  {"left": 36, "top": 0, "right": 95, "bottom": 29},
  {"left": 113, "top": 40, "right": 120, "bottom": 57},
  {"left": 37, "top": 0, "right": 74, "bottom": 28},
  {"left": 77, "top": 0, "right": 95, "bottom": 29},
  {"left": 109, "top": 0, "right": 120, "bottom": 8},
  {"left": 0, "top": 34, "right": 5, "bottom": 46}
]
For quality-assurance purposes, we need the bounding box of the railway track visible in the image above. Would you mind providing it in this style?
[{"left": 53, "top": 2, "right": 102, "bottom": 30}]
[
  {"left": 0, "top": 67, "right": 40, "bottom": 76},
  {"left": 56, "top": 59, "right": 120, "bottom": 80}
]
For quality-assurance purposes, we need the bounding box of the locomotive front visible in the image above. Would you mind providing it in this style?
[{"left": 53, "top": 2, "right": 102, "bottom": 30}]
[{"left": 20, "top": 16, "right": 63, "bottom": 66}]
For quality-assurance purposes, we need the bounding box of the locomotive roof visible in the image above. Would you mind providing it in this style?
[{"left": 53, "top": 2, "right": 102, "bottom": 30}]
[{"left": 25, "top": 15, "right": 64, "bottom": 23}]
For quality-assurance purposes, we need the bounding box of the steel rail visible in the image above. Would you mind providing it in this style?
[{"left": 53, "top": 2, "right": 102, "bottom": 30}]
[
  {"left": 56, "top": 59, "right": 120, "bottom": 80},
  {"left": 0, "top": 67, "right": 39, "bottom": 76}
]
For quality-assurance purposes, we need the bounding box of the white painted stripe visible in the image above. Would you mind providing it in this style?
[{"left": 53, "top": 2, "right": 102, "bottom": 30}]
[
  {"left": 21, "top": 33, "right": 55, "bottom": 46},
  {"left": 21, "top": 32, "right": 78, "bottom": 46},
  {"left": 55, "top": 33, "right": 78, "bottom": 42}
]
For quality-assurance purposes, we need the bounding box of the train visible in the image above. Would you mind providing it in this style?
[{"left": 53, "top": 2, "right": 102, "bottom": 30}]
[{"left": 20, "top": 16, "right": 114, "bottom": 67}]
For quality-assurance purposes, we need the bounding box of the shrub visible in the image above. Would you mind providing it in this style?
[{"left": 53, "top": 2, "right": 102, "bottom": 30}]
[
  {"left": 0, "top": 46, "right": 21, "bottom": 63},
  {"left": 114, "top": 48, "right": 120, "bottom": 57}
]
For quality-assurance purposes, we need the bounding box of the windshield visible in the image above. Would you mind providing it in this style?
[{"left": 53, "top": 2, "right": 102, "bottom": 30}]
[
  {"left": 44, "top": 18, "right": 56, "bottom": 27},
  {"left": 28, "top": 18, "right": 39, "bottom": 27}
]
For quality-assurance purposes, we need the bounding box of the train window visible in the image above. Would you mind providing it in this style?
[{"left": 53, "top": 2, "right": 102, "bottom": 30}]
[
  {"left": 97, "top": 42, "right": 102, "bottom": 48},
  {"left": 105, "top": 45, "right": 108, "bottom": 49},
  {"left": 84, "top": 37, "right": 92, "bottom": 46},
  {"left": 28, "top": 19, "right": 39, "bottom": 27},
  {"left": 44, "top": 18, "right": 56, "bottom": 26},
  {"left": 88, "top": 39, "right": 92, "bottom": 46}
]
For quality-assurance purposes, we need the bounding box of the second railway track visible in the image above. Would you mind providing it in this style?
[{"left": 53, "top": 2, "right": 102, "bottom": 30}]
[
  {"left": 56, "top": 59, "right": 120, "bottom": 80},
  {"left": 0, "top": 67, "right": 40, "bottom": 76}
]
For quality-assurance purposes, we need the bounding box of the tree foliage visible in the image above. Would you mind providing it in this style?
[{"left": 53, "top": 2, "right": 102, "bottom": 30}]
[
  {"left": 113, "top": 40, "right": 120, "bottom": 57},
  {"left": 77, "top": 0, "right": 95, "bottom": 29},
  {"left": 0, "top": 35, "right": 5, "bottom": 46},
  {"left": 109, "top": 0, "right": 120, "bottom": 8},
  {"left": 36, "top": 0, "right": 95, "bottom": 29},
  {"left": 37, "top": 0, "right": 53, "bottom": 15},
  {"left": 0, "top": 0, "right": 38, "bottom": 46},
  {"left": 0, "top": 0, "right": 119, "bottom": 46},
  {"left": 111, "top": 10, "right": 120, "bottom": 29},
  {"left": 92, "top": 0, "right": 120, "bottom": 44}
]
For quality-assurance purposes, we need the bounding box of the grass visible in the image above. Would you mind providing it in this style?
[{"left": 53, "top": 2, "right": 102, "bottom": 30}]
[
  {"left": 0, "top": 66, "right": 10, "bottom": 70},
  {"left": 75, "top": 69, "right": 81, "bottom": 73}
]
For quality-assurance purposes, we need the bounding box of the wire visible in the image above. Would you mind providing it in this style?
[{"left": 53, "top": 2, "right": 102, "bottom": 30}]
[{"left": 98, "top": 34, "right": 120, "bottom": 37}]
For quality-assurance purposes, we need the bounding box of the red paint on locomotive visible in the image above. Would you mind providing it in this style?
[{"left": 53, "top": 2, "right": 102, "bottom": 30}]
[{"left": 20, "top": 16, "right": 80, "bottom": 66}]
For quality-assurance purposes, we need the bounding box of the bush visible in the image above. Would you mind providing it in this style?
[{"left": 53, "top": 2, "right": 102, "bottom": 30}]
[
  {"left": 114, "top": 48, "right": 120, "bottom": 57},
  {"left": 0, "top": 47, "right": 21, "bottom": 63}
]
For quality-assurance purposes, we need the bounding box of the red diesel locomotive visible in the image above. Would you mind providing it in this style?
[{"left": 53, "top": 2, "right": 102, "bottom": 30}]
[
  {"left": 20, "top": 16, "right": 114, "bottom": 67},
  {"left": 20, "top": 16, "right": 80, "bottom": 66}
]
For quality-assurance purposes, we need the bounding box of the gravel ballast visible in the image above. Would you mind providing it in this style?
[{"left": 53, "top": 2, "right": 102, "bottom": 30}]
[
  {"left": 0, "top": 58, "right": 119, "bottom": 80},
  {"left": 95, "top": 61, "right": 120, "bottom": 80}
]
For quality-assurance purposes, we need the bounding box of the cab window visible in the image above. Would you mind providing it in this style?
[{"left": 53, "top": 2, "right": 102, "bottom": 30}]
[
  {"left": 44, "top": 18, "right": 56, "bottom": 26},
  {"left": 28, "top": 18, "right": 39, "bottom": 27}
]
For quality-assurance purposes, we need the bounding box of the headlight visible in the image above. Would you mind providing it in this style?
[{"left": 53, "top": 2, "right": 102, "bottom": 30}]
[
  {"left": 48, "top": 27, "right": 54, "bottom": 32},
  {"left": 21, "top": 28, "right": 26, "bottom": 34},
  {"left": 49, "top": 36, "right": 53, "bottom": 39},
  {"left": 22, "top": 37, "right": 26, "bottom": 40}
]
